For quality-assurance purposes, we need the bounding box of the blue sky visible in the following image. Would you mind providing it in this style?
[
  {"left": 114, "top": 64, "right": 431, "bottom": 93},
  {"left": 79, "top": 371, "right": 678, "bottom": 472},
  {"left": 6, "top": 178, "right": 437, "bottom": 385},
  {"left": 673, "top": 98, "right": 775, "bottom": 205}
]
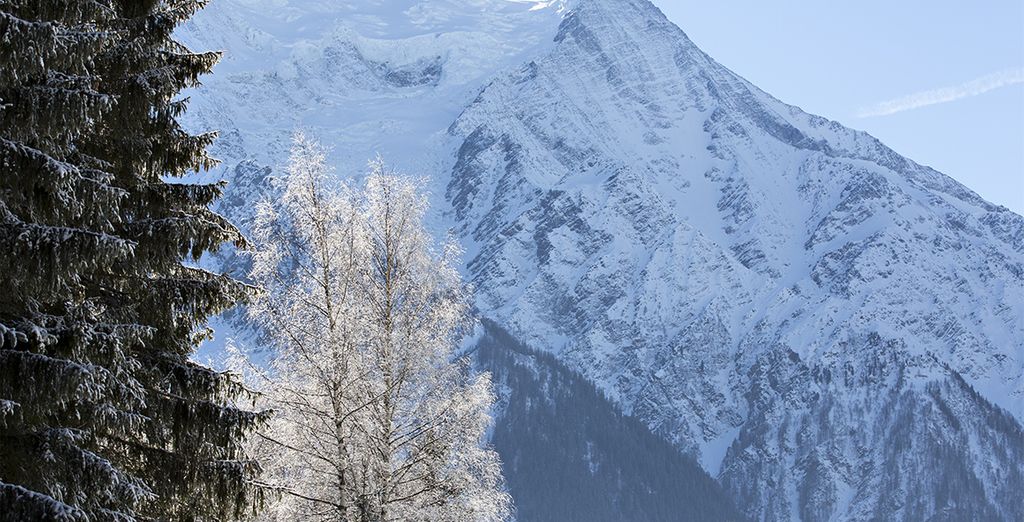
[{"left": 652, "top": 0, "right": 1024, "bottom": 214}]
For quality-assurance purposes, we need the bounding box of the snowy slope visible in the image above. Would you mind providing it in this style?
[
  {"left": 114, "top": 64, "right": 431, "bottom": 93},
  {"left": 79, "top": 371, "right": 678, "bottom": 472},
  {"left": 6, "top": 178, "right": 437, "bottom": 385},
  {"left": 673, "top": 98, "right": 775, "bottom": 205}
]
[
  {"left": 178, "top": 0, "right": 565, "bottom": 181},
  {"left": 180, "top": 1, "right": 1024, "bottom": 520},
  {"left": 178, "top": 0, "right": 569, "bottom": 363}
]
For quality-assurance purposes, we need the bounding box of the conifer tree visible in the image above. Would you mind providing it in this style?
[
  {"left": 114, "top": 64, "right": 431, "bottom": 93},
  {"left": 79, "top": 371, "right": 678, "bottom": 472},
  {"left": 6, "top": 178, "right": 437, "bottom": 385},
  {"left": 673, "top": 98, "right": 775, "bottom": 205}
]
[{"left": 0, "top": 1, "right": 265, "bottom": 520}]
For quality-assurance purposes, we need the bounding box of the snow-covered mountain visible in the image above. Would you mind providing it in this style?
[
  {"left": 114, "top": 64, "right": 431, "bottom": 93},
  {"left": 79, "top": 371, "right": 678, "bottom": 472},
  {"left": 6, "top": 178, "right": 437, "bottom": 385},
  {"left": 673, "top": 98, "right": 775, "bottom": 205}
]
[{"left": 180, "top": 0, "right": 1024, "bottom": 520}]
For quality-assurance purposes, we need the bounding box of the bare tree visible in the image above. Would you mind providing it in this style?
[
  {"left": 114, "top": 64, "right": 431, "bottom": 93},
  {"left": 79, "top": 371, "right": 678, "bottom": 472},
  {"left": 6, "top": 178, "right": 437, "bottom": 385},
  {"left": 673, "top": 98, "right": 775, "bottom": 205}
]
[{"left": 242, "top": 132, "right": 510, "bottom": 522}]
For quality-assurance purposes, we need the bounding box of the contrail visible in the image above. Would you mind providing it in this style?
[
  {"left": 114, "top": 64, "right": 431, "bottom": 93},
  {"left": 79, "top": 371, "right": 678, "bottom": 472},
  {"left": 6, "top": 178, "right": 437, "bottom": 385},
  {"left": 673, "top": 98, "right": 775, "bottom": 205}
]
[{"left": 858, "top": 68, "right": 1024, "bottom": 118}]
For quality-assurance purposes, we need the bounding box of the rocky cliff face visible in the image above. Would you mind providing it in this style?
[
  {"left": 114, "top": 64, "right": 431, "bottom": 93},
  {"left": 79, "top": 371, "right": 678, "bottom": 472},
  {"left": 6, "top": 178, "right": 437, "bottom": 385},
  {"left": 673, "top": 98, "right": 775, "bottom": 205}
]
[{"left": 181, "top": 1, "right": 1024, "bottom": 519}]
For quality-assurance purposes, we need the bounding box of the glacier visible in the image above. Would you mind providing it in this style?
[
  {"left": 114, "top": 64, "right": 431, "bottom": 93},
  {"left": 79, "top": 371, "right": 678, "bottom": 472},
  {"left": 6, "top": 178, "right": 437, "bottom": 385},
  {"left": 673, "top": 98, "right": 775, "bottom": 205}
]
[{"left": 180, "top": 0, "right": 1024, "bottom": 520}]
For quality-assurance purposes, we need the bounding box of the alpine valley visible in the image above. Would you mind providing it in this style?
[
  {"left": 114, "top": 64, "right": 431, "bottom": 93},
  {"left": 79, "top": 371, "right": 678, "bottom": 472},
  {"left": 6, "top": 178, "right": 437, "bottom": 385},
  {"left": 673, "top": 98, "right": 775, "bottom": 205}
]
[{"left": 179, "top": 0, "right": 1024, "bottom": 520}]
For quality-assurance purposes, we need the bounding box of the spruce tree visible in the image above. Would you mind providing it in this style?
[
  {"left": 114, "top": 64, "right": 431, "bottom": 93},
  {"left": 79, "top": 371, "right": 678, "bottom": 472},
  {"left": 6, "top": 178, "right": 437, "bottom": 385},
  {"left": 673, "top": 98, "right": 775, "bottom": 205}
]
[{"left": 0, "top": 1, "right": 265, "bottom": 520}]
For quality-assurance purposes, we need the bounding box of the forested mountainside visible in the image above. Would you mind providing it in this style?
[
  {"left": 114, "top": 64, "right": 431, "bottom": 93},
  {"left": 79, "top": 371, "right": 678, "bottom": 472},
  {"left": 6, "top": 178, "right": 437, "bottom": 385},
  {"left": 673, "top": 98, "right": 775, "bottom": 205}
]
[{"left": 474, "top": 321, "right": 744, "bottom": 522}]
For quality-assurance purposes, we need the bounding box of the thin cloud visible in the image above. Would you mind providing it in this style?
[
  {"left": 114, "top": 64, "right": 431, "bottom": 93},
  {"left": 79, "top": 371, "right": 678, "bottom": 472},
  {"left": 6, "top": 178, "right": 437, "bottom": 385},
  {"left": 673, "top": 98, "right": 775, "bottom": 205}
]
[{"left": 858, "top": 68, "right": 1024, "bottom": 118}]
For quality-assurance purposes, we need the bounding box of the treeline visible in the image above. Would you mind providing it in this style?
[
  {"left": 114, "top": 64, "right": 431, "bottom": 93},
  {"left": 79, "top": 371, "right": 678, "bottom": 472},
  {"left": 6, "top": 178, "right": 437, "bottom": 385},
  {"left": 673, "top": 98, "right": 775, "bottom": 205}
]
[{"left": 474, "top": 320, "right": 745, "bottom": 522}]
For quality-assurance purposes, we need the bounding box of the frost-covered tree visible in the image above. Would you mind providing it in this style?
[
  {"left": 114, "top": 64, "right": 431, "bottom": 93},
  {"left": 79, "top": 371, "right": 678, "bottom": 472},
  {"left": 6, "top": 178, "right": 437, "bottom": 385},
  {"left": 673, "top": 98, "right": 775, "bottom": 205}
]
[
  {"left": 0, "top": 1, "right": 264, "bottom": 520},
  {"left": 245, "top": 133, "right": 510, "bottom": 522}
]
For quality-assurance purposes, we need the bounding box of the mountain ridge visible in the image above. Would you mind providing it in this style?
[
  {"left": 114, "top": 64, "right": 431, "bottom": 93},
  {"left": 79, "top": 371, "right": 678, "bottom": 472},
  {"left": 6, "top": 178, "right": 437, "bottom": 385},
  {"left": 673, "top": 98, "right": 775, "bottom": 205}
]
[{"left": 443, "top": 1, "right": 1024, "bottom": 518}]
